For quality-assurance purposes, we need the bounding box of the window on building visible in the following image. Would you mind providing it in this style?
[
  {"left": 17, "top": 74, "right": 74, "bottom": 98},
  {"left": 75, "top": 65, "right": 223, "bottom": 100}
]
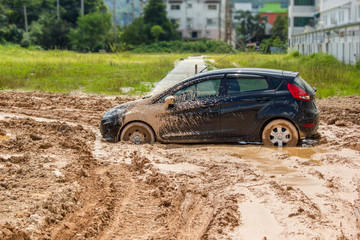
[
  {"left": 171, "top": 19, "right": 181, "bottom": 26},
  {"left": 294, "top": 17, "right": 313, "bottom": 27},
  {"left": 339, "top": 11, "right": 344, "bottom": 23},
  {"left": 358, "top": 5, "right": 360, "bottom": 19},
  {"left": 191, "top": 31, "right": 200, "bottom": 38},
  {"left": 171, "top": 4, "right": 180, "bottom": 10},
  {"left": 187, "top": 3, "right": 192, "bottom": 8},
  {"left": 208, "top": 4, "right": 217, "bottom": 10},
  {"left": 187, "top": 18, "right": 193, "bottom": 23},
  {"left": 207, "top": 18, "right": 217, "bottom": 25},
  {"left": 294, "top": 0, "right": 314, "bottom": 6},
  {"left": 323, "top": 15, "right": 327, "bottom": 25},
  {"left": 330, "top": 13, "right": 336, "bottom": 24}
]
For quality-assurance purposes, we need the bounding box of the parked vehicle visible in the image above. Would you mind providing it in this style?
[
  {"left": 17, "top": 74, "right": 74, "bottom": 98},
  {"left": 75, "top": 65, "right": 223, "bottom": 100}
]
[{"left": 100, "top": 68, "right": 319, "bottom": 147}]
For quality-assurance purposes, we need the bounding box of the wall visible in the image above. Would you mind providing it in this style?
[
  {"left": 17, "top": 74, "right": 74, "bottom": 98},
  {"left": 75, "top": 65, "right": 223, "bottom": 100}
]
[{"left": 290, "top": 23, "right": 360, "bottom": 65}]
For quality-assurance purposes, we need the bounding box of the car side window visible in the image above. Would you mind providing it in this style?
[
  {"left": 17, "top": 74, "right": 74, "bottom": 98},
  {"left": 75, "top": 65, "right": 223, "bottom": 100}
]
[
  {"left": 174, "top": 84, "right": 197, "bottom": 101},
  {"left": 227, "top": 78, "right": 269, "bottom": 95},
  {"left": 197, "top": 79, "right": 221, "bottom": 99},
  {"left": 173, "top": 79, "right": 222, "bottom": 102}
]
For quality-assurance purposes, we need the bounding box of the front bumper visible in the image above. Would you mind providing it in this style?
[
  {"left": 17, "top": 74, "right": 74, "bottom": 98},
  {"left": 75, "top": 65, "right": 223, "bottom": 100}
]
[{"left": 100, "top": 117, "right": 120, "bottom": 142}]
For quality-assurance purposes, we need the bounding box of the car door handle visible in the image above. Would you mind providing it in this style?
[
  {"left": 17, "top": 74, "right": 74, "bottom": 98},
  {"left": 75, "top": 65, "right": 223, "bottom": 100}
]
[{"left": 256, "top": 97, "right": 270, "bottom": 101}]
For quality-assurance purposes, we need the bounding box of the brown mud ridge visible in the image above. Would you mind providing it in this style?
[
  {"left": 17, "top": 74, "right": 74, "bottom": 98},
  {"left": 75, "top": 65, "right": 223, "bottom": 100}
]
[{"left": 0, "top": 91, "right": 359, "bottom": 240}]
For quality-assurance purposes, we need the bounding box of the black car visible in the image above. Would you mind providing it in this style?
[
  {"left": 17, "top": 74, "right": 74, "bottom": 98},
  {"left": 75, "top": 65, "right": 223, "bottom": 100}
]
[{"left": 100, "top": 68, "right": 319, "bottom": 147}]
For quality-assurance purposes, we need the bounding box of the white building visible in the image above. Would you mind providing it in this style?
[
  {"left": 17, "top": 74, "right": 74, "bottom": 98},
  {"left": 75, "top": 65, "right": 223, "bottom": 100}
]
[
  {"left": 165, "top": 0, "right": 226, "bottom": 40},
  {"left": 320, "top": 0, "right": 360, "bottom": 28},
  {"left": 288, "top": 0, "right": 319, "bottom": 36},
  {"left": 288, "top": 0, "right": 360, "bottom": 64}
]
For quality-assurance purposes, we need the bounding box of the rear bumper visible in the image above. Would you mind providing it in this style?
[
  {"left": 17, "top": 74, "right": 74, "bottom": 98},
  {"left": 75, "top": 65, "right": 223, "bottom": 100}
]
[{"left": 298, "top": 114, "right": 320, "bottom": 139}]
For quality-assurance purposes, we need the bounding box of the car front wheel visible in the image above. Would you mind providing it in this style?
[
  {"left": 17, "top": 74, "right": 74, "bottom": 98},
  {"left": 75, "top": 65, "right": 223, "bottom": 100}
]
[
  {"left": 262, "top": 119, "right": 299, "bottom": 147},
  {"left": 120, "top": 122, "right": 155, "bottom": 144}
]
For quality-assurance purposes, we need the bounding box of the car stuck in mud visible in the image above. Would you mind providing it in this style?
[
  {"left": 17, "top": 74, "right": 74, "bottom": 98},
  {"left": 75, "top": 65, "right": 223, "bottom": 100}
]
[{"left": 100, "top": 68, "right": 319, "bottom": 147}]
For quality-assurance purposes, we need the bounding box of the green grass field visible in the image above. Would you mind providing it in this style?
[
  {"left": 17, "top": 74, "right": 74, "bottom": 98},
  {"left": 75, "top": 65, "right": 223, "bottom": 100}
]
[
  {"left": 209, "top": 52, "right": 360, "bottom": 98},
  {"left": 0, "top": 45, "right": 359, "bottom": 98},
  {"left": 0, "top": 45, "right": 187, "bottom": 94}
]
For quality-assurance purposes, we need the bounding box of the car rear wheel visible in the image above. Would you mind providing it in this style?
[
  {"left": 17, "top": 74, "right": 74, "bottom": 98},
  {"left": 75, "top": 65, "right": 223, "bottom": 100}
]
[
  {"left": 262, "top": 119, "right": 299, "bottom": 147},
  {"left": 120, "top": 122, "right": 155, "bottom": 144}
]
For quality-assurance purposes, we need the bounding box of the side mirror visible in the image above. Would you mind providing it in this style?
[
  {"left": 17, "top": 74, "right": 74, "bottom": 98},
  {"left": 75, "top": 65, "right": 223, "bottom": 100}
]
[
  {"left": 165, "top": 96, "right": 175, "bottom": 109},
  {"left": 313, "top": 87, "right": 317, "bottom": 92}
]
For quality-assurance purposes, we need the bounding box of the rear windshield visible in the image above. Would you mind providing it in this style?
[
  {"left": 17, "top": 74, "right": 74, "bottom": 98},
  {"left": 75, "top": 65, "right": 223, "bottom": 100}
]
[{"left": 294, "top": 77, "right": 315, "bottom": 95}]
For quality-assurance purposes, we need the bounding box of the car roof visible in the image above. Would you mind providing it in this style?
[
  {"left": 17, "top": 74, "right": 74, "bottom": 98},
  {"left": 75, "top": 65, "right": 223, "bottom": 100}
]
[{"left": 193, "top": 68, "right": 299, "bottom": 79}]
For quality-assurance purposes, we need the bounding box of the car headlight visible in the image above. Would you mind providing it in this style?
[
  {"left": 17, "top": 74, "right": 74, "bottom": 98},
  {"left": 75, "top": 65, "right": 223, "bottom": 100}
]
[{"left": 103, "top": 107, "right": 125, "bottom": 118}]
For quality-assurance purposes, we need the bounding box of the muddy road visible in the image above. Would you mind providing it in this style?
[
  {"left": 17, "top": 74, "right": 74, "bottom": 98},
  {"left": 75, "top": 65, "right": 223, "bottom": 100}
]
[{"left": 0, "top": 91, "right": 359, "bottom": 240}]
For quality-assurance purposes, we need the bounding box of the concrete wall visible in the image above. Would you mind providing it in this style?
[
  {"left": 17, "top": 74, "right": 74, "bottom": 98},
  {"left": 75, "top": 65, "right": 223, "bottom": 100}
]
[{"left": 290, "top": 23, "right": 360, "bottom": 65}]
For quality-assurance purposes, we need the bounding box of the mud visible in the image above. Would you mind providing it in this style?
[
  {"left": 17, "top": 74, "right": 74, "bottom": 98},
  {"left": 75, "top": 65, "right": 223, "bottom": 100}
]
[{"left": 0, "top": 91, "right": 359, "bottom": 239}]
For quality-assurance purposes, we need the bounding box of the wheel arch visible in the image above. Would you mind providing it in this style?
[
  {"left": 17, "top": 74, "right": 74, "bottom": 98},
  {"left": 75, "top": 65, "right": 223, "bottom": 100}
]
[{"left": 117, "top": 120, "right": 156, "bottom": 142}]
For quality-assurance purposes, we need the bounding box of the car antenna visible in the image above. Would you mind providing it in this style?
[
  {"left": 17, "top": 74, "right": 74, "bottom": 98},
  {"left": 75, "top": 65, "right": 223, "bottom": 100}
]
[{"left": 199, "top": 52, "right": 233, "bottom": 74}]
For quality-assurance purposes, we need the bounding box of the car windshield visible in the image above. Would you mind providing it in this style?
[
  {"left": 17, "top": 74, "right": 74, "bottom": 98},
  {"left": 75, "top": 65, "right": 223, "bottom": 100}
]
[{"left": 151, "top": 77, "right": 192, "bottom": 96}]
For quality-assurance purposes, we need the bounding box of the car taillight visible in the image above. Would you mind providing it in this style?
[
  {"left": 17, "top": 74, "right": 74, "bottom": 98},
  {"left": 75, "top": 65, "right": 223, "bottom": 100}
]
[{"left": 287, "top": 83, "right": 310, "bottom": 102}]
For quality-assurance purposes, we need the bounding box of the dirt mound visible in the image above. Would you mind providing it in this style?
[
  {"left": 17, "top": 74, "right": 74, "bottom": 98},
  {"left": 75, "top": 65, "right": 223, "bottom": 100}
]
[{"left": 318, "top": 95, "right": 360, "bottom": 126}]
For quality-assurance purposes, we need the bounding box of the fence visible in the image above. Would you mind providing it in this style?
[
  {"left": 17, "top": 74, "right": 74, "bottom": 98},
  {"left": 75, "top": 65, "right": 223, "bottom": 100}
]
[{"left": 289, "top": 23, "right": 360, "bottom": 65}]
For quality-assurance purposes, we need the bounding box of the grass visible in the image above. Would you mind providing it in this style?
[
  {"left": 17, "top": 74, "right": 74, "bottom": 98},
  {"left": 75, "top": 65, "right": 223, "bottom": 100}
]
[
  {"left": 0, "top": 44, "right": 187, "bottom": 95},
  {"left": 0, "top": 45, "right": 358, "bottom": 98},
  {"left": 208, "top": 52, "right": 360, "bottom": 98}
]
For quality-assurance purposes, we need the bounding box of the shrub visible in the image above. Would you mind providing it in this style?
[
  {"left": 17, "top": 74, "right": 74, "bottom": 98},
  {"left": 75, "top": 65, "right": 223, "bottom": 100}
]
[
  {"left": 356, "top": 60, "right": 360, "bottom": 71},
  {"left": 131, "top": 40, "right": 234, "bottom": 53},
  {"left": 288, "top": 50, "right": 300, "bottom": 57}
]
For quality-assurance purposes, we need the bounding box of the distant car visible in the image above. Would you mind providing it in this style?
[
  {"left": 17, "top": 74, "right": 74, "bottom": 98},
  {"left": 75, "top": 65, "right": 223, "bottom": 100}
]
[{"left": 100, "top": 68, "right": 319, "bottom": 147}]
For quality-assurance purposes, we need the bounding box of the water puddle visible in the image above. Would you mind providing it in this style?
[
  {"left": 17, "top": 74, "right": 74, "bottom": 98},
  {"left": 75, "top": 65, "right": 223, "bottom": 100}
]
[
  {"left": 0, "top": 134, "right": 16, "bottom": 143},
  {"left": 213, "top": 145, "right": 328, "bottom": 196},
  {"left": 285, "top": 147, "right": 326, "bottom": 159}
]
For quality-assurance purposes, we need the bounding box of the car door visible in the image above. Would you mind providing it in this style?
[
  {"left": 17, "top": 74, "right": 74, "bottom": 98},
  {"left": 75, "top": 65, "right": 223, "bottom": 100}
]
[
  {"left": 158, "top": 76, "right": 225, "bottom": 141},
  {"left": 220, "top": 74, "right": 276, "bottom": 140}
]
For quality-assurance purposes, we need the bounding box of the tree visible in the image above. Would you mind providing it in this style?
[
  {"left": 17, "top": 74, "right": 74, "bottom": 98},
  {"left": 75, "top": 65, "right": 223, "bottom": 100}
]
[
  {"left": 234, "top": 10, "right": 266, "bottom": 43},
  {"left": 0, "top": 0, "right": 108, "bottom": 48},
  {"left": 270, "top": 15, "right": 288, "bottom": 41},
  {"left": 68, "top": 12, "right": 112, "bottom": 51},
  {"left": 151, "top": 25, "right": 164, "bottom": 42},
  {"left": 121, "top": 18, "right": 149, "bottom": 45},
  {"left": 60, "top": 0, "right": 107, "bottom": 26},
  {"left": 121, "top": 0, "right": 180, "bottom": 45}
]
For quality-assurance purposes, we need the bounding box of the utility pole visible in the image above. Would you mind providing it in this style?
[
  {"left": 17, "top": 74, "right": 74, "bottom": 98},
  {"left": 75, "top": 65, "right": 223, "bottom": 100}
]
[
  {"left": 23, "top": 5, "right": 29, "bottom": 44},
  {"left": 57, "top": 0, "right": 60, "bottom": 20},
  {"left": 131, "top": 0, "right": 135, "bottom": 23},
  {"left": 225, "top": 0, "right": 233, "bottom": 45},
  {"left": 113, "top": 0, "right": 116, "bottom": 41},
  {"left": 81, "top": 0, "right": 84, "bottom": 17}
]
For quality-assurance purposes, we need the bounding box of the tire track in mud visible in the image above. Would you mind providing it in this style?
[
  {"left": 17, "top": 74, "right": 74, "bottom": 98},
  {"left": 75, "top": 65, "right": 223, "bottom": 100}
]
[{"left": 0, "top": 91, "right": 360, "bottom": 239}]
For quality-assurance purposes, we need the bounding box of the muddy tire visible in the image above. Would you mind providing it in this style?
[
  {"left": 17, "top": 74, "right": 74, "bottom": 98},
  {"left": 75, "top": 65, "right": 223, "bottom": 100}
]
[
  {"left": 262, "top": 119, "right": 299, "bottom": 147},
  {"left": 120, "top": 122, "right": 155, "bottom": 144}
]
